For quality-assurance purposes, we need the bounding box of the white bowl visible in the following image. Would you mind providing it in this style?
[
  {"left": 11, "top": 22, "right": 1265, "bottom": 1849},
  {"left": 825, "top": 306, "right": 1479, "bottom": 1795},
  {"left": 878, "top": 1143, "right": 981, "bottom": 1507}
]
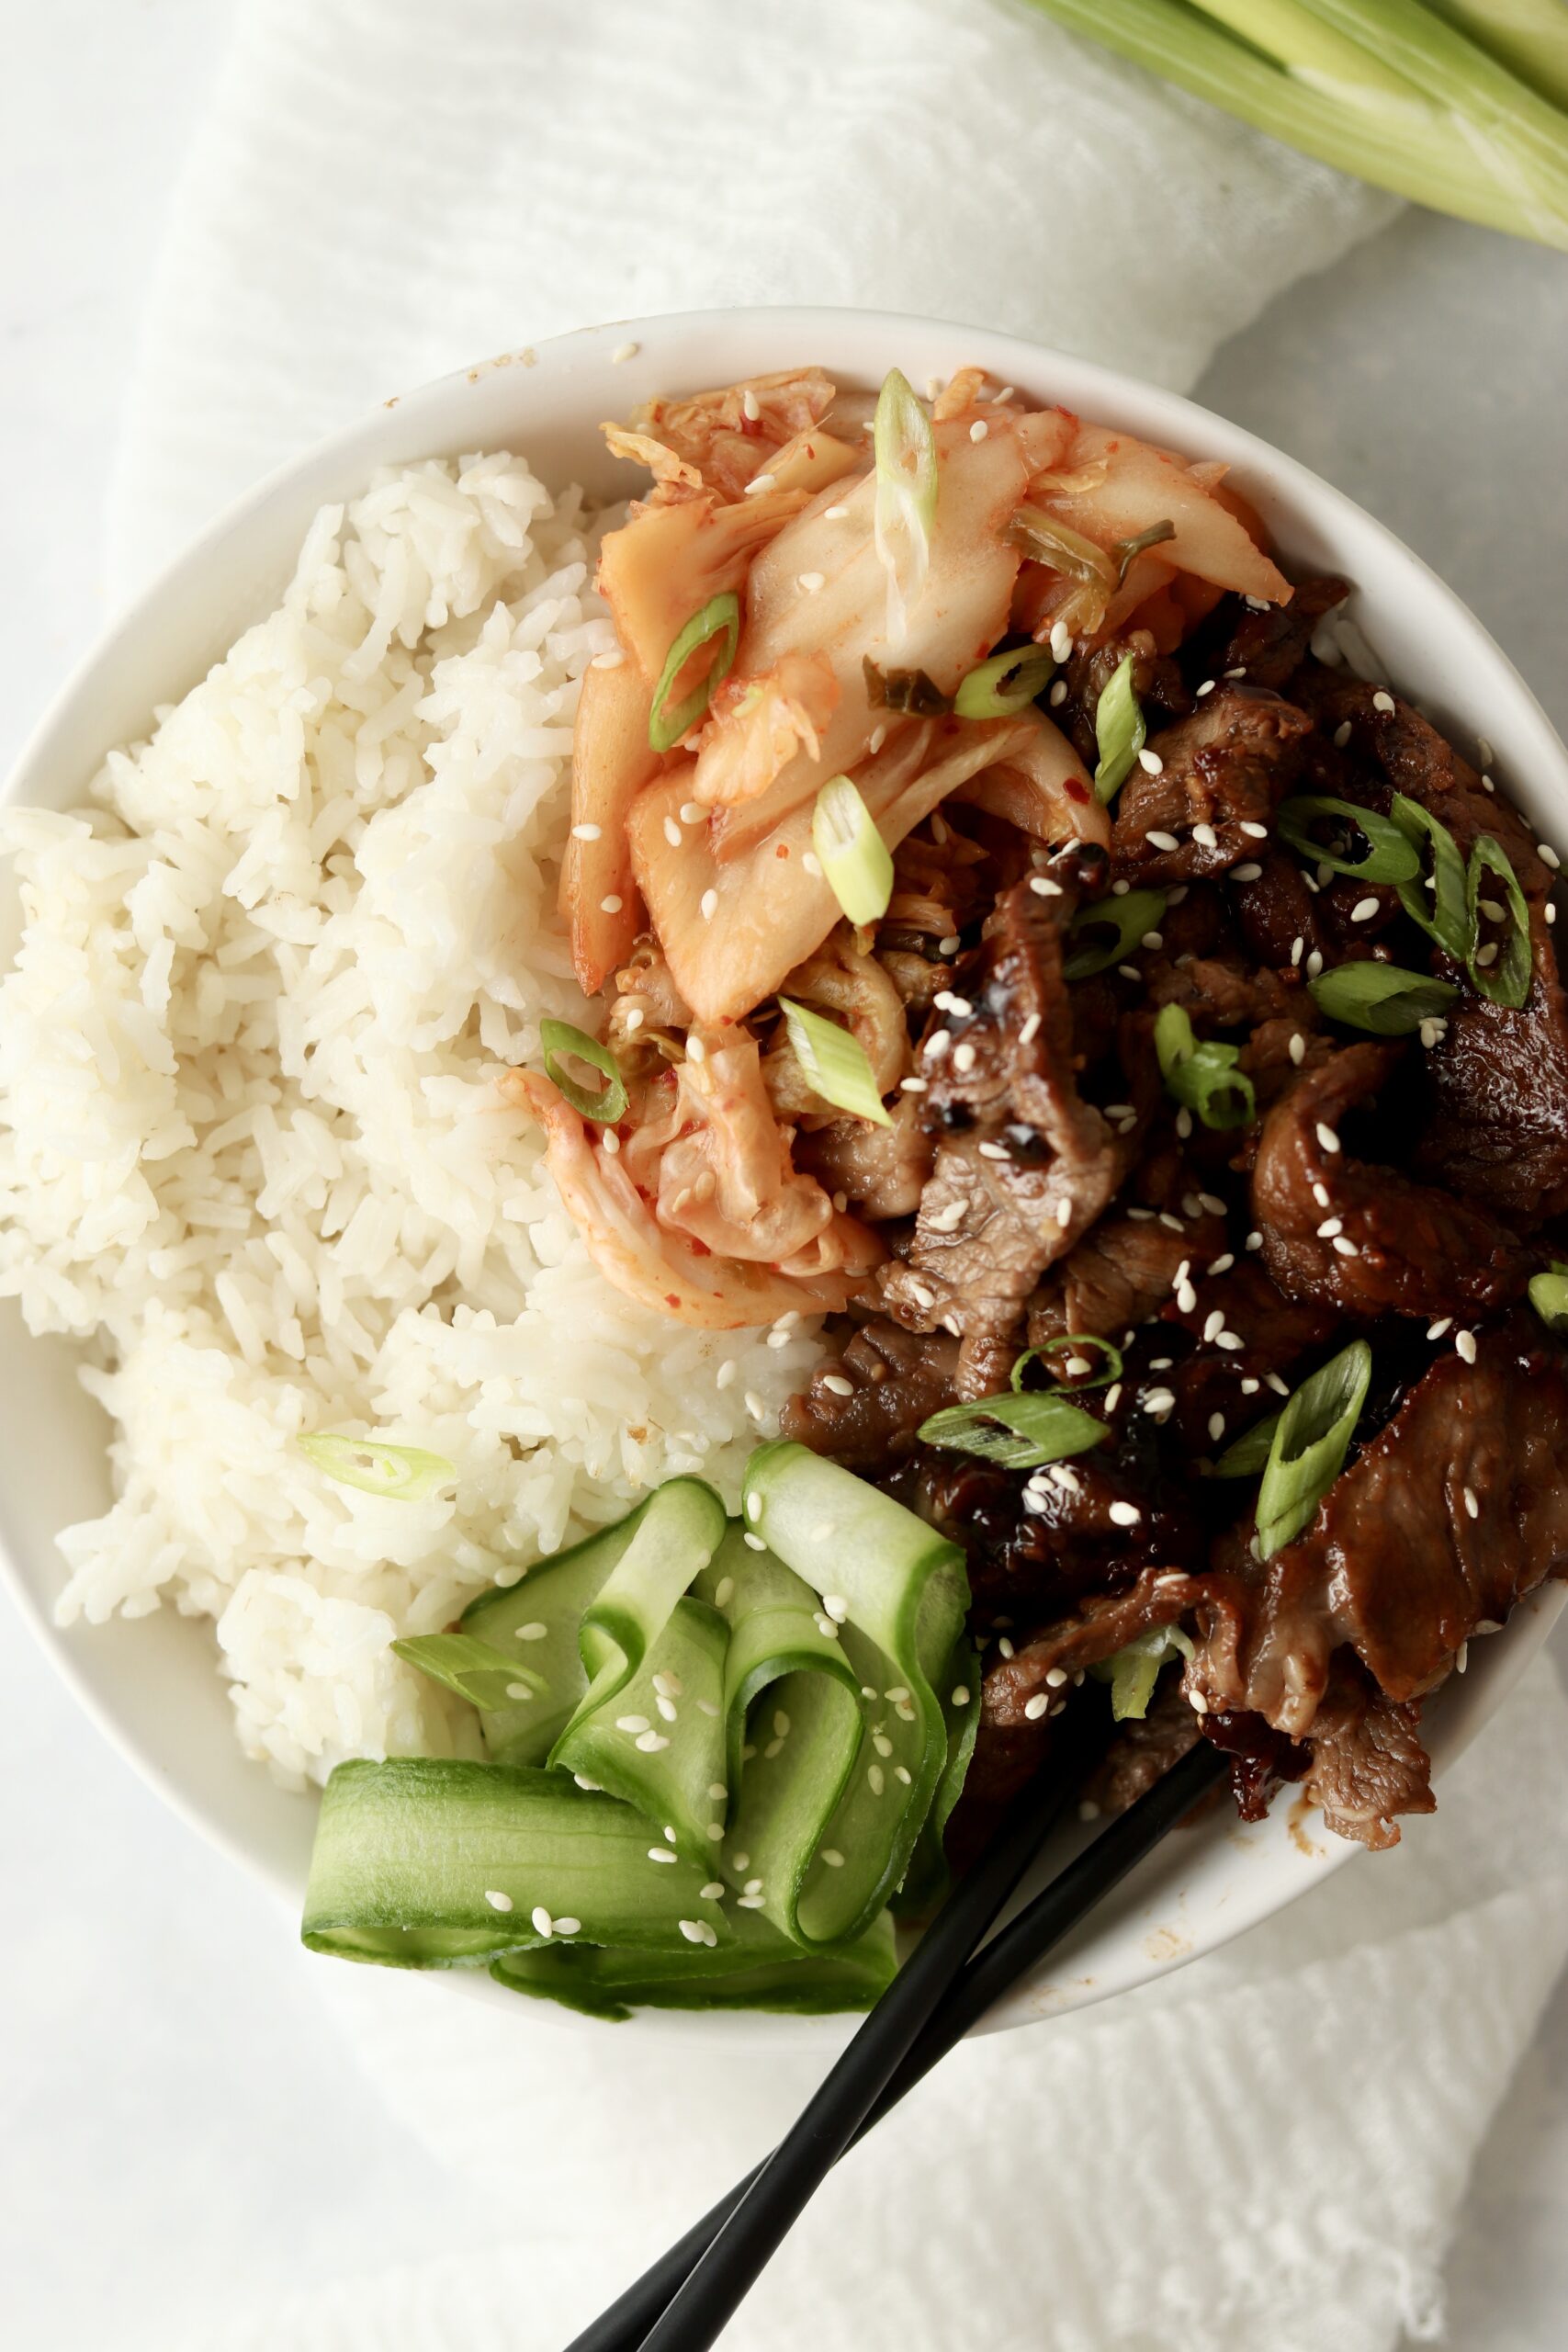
[{"left": 3, "top": 307, "right": 1565, "bottom": 2041}]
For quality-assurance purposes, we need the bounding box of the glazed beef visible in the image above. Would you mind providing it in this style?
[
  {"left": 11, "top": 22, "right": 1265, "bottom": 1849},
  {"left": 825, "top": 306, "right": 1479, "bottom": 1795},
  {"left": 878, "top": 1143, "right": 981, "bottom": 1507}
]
[
  {"left": 1415, "top": 912, "right": 1568, "bottom": 1229},
  {"left": 1111, "top": 686, "right": 1312, "bottom": 887},
  {"left": 981, "top": 1564, "right": 1201, "bottom": 1727},
  {"left": 1252, "top": 1044, "right": 1531, "bottom": 1320},
  {"left": 1302, "top": 1660, "right": 1434, "bottom": 1850},
  {"left": 1190, "top": 1317, "right": 1568, "bottom": 1738},
  {"left": 879, "top": 852, "right": 1119, "bottom": 1348},
  {"left": 1058, "top": 629, "right": 1192, "bottom": 771},
  {"left": 1027, "top": 1206, "right": 1228, "bottom": 1345},
  {"left": 1201, "top": 575, "right": 1348, "bottom": 693},
  {"left": 1085, "top": 1681, "right": 1202, "bottom": 1816},
  {"left": 924, "top": 1442, "right": 1206, "bottom": 1616},
  {"left": 782, "top": 1316, "right": 958, "bottom": 1471}
]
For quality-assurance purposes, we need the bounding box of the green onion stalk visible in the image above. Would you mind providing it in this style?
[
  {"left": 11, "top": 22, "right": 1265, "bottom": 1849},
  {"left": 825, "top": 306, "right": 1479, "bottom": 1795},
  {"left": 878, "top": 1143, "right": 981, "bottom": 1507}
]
[{"left": 1021, "top": 0, "right": 1568, "bottom": 250}]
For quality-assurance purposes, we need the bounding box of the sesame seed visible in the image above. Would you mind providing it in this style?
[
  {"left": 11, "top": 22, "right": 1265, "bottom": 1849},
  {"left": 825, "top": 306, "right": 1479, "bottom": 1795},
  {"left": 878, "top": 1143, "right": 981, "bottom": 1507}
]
[
  {"left": 663, "top": 815, "right": 683, "bottom": 848},
  {"left": 570, "top": 821, "right": 603, "bottom": 842},
  {"left": 1350, "top": 897, "right": 1379, "bottom": 922},
  {"left": 1241, "top": 1377, "right": 1259, "bottom": 1395},
  {"left": 1176, "top": 1281, "right": 1198, "bottom": 1313},
  {"left": 1427, "top": 1318, "right": 1451, "bottom": 1340},
  {"left": 969, "top": 419, "right": 988, "bottom": 442},
  {"left": 1120, "top": 964, "right": 1144, "bottom": 983},
  {"left": 649, "top": 1847, "right": 677, "bottom": 1864},
  {"left": 737, "top": 1892, "right": 766, "bottom": 1910},
  {"left": 623, "top": 1009, "right": 645, "bottom": 1036},
  {"left": 1215, "top": 1329, "right": 1244, "bottom": 1350},
  {"left": 1541, "top": 844, "right": 1561, "bottom": 870},
  {"left": 900, "top": 1075, "right": 929, "bottom": 1094},
  {"left": 532, "top": 1905, "right": 554, "bottom": 1938},
  {"left": 1317, "top": 1216, "right": 1343, "bottom": 1238},
  {"left": 977, "top": 1140, "right": 1010, "bottom": 1160},
  {"left": 925, "top": 1028, "right": 952, "bottom": 1059},
  {"left": 600, "top": 893, "right": 623, "bottom": 914},
  {"left": 1549, "top": 905, "right": 1559, "bottom": 924},
  {"left": 745, "top": 1390, "right": 766, "bottom": 1420},
  {"left": 1198, "top": 1192, "right": 1226, "bottom": 1216},
  {"left": 1212, "top": 1252, "right": 1235, "bottom": 1274},
  {"left": 742, "top": 470, "right": 777, "bottom": 495},
  {"left": 953, "top": 1041, "right": 976, "bottom": 1074},
  {"left": 1238, "top": 821, "right": 1269, "bottom": 841},
  {"left": 1029, "top": 875, "right": 1064, "bottom": 898},
  {"left": 797, "top": 571, "right": 826, "bottom": 594},
  {"left": 1192, "top": 823, "right": 1219, "bottom": 851},
  {"left": 1190, "top": 1690, "right": 1210, "bottom": 1714},
  {"left": 895, "top": 1765, "right": 913, "bottom": 1783},
  {"left": 868, "top": 1764, "right": 886, "bottom": 1794},
  {"left": 821, "top": 1373, "right": 854, "bottom": 1399},
  {"left": 1313, "top": 1182, "right": 1331, "bottom": 1208},
  {"left": 1334, "top": 720, "right": 1353, "bottom": 748},
  {"left": 573, "top": 1773, "right": 602, "bottom": 1792},
  {"left": 1331, "top": 1236, "right": 1359, "bottom": 1258},
  {"left": 1456, "top": 1329, "right": 1478, "bottom": 1363},
  {"left": 1462, "top": 1487, "right": 1479, "bottom": 1520},
  {"left": 1266, "top": 1371, "right": 1291, "bottom": 1396},
  {"left": 1203, "top": 1308, "right": 1225, "bottom": 1342},
  {"left": 1233, "top": 863, "right": 1263, "bottom": 882},
  {"left": 909, "top": 1280, "right": 936, "bottom": 1308},
  {"left": 1104, "top": 1383, "right": 1122, "bottom": 1413},
  {"left": 1175, "top": 1108, "right": 1193, "bottom": 1139},
  {"left": 1050, "top": 620, "right": 1073, "bottom": 662},
  {"left": 611, "top": 341, "right": 639, "bottom": 363},
  {"left": 823, "top": 503, "right": 850, "bottom": 521},
  {"left": 1049, "top": 679, "right": 1068, "bottom": 706},
  {"left": 1137, "top": 749, "right": 1164, "bottom": 776},
  {"left": 1315, "top": 1123, "right": 1342, "bottom": 1153},
  {"left": 485, "top": 1890, "right": 513, "bottom": 1912},
  {"left": 1142, "top": 1388, "right": 1176, "bottom": 1417},
  {"left": 869, "top": 723, "right": 888, "bottom": 754},
  {"left": 637, "top": 1730, "right": 671, "bottom": 1752},
  {"left": 686, "top": 1035, "right": 706, "bottom": 1064},
  {"left": 504, "top": 1681, "right": 533, "bottom": 1702},
  {"left": 1289, "top": 1033, "right": 1307, "bottom": 1068},
  {"left": 1142, "top": 930, "right": 1164, "bottom": 951},
  {"left": 515, "top": 1622, "right": 548, "bottom": 1641},
  {"left": 1372, "top": 690, "right": 1394, "bottom": 713},
  {"left": 938, "top": 934, "right": 962, "bottom": 954},
  {"left": 1160, "top": 1214, "right": 1183, "bottom": 1233},
  {"left": 1146, "top": 830, "right": 1180, "bottom": 853},
  {"left": 680, "top": 800, "right": 705, "bottom": 825},
  {"left": 1479, "top": 898, "right": 1506, "bottom": 922},
  {"left": 590, "top": 648, "right": 626, "bottom": 670},
  {"left": 1056, "top": 1197, "right": 1073, "bottom": 1229},
  {"left": 1291, "top": 936, "right": 1304, "bottom": 967},
  {"left": 1474, "top": 943, "right": 1499, "bottom": 968},
  {"left": 1018, "top": 1011, "right": 1043, "bottom": 1049},
  {"left": 616, "top": 1713, "right": 649, "bottom": 1734},
  {"left": 742, "top": 1532, "right": 766, "bottom": 1551},
  {"left": 1209, "top": 1412, "right": 1226, "bottom": 1442},
  {"left": 1024, "top": 1693, "right": 1050, "bottom": 1720},
  {"left": 700, "top": 888, "right": 718, "bottom": 922},
  {"left": 1108, "top": 1500, "right": 1142, "bottom": 1527}
]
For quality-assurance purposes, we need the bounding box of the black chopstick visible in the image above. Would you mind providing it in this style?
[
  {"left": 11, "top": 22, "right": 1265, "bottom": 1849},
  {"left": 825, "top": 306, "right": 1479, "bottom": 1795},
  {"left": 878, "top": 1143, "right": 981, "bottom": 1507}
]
[{"left": 565, "top": 1736, "right": 1225, "bottom": 2352}]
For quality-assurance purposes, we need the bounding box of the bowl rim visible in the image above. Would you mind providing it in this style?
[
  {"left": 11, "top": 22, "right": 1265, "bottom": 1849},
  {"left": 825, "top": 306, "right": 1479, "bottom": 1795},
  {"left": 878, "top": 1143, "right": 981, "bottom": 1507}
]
[{"left": 4, "top": 302, "right": 1566, "bottom": 2039}]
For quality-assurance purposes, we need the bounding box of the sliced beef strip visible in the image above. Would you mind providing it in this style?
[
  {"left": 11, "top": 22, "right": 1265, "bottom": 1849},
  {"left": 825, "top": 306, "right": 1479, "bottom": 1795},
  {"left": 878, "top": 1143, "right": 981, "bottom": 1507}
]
[
  {"left": 1230, "top": 846, "right": 1330, "bottom": 973},
  {"left": 1058, "top": 628, "right": 1192, "bottom": 773},
  {"left": 981, "top": 1563, "right": 1202, "bottom": 1726},
  {"left": 1111, "top": 686, "right": 1312, "bottom": 888},
  {"left": 781, "top": 1316, "right": 958, "bottom": 1473},
  {"left": 1199, "top": 576, "right": 1348, "bottom": 695},
  {"left": 1147, "top": 950, "right": 1312, "bottom": 1032},
  {"left": 922, "top": 1439, "right": 1207, "bottom": 1616},
  {"left": 1164, "top": 1257, "right": 1339, "bottom": 1453},
  {"left": 878, "top": 852, "right": 1119, "bottom": 1346},
  {"left": 1190, "top": 1317, "right": 1568, "bottom": 1739},
  {"left": 1083, "top": 1681, "right": 1201, "bottom": 1817},
  {"left": 1301, "top": 1658, "right": 1434, "bottom": 1851},
  {"left": 1026, "top": 1205, "right": 1228, "bottom": 1348},
  {"left": 1251, "top": 1042, "right": 1531, "bottom": 1320},
  {"left": 1198, "top": 1707, "right": 1312, "bottom": 1826},
  {"left": 1414, "top": 910, "right": 1568, "bottom": 1230}
]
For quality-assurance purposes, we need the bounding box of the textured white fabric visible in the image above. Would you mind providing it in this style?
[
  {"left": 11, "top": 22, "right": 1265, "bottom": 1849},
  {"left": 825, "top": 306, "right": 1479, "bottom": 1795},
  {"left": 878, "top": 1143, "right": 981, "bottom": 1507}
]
[{"left": 105, "top": 6, "right": 1566, "bottom": 2349}]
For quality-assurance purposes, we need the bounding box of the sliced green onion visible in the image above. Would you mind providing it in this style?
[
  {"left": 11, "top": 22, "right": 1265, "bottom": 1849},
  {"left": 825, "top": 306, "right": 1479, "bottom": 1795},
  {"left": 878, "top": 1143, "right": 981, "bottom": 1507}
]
[
  {"left": 874, "top": 368, "right": 938, "bottom": 639},
  {"left": 392, "top": 1634, "right": 547, "bottom": 1712},
  {"left": 648, "top": 591, "right": 740, "bottom": 753},
  {"left": 1529, "top": 1261, "right": 1568, "bottom": 1333},
  {"left": 1064, "top": 888, "right": 1168, "bottom": 980},
  {"left": 1467, "top": 836, "right": 1533, "bottom": 1009},
  {"left": 1111, "top": 517, "right": 1177, "bottom": 582},
  {"left": 862, "top": 656, "right": 952, "bottom": 715},
  {"left": 1213, "top": 1409, "right": 1283, "bottom": 1479},
  {"left": 539, "top": 1019, "right": 628, "bottom": 1124},
  {"left": 1089, "top": 1623, "right": 1195, "bottom": 1722},
  {"left": 1277, "top": 794, "right": 1421, "bottom": 885},
  {"left": 1093, "top": 652, "right": 1145, "bottom": 804},
  {"left": 1426, "top": 1, "right": 1568, "bottom": 112},
  {"left": 298, "top": 1432, "right": 457, "bottom": 1501},
  {"left": 778, "top": 997, "right": 892, "bottom": 1126},
  {"left": 1390, "top": 791, "right": 1472, "bottom": 963},
  {"left": 1256, "top": 1338, "right": 1372, "bottom": 1560},
  {"left": 1308, "top": 960, "right": 1460, "bottom": 1035},
  {"left": 953, "top": 645, "right": 1055, "bottom": 718},
  {"left": 917, "top": 1389, "right": 1108, "bottom": 1470},
  {"left": 812, "top": 775, "right": 895, "bottom": 925},
  {"left": 1011, "top": 1334, "right": 1124, "bottom": 1392},
  {"left": 1008, "top": 505, "right": 1119, "bottom": 592},
  {"left": 1154, "top": 1003, "right": 1257, "bottom": 1131},
  {"left": 1017, "top": 1, "right": 1568, "bottom": 253}
]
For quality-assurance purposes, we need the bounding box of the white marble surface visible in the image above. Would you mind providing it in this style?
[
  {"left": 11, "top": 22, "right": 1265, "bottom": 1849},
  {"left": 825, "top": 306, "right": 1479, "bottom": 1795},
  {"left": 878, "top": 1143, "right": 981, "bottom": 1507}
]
[{"left": 2, "top": 3, "right": 1567, "bottom": 2344}]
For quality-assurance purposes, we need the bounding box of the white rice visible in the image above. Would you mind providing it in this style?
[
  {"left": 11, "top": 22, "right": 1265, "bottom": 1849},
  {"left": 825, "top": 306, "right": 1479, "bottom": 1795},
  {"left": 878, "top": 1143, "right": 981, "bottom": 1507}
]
[{"left": 0, "top": 452, "right": 822, "bottom": 1791}]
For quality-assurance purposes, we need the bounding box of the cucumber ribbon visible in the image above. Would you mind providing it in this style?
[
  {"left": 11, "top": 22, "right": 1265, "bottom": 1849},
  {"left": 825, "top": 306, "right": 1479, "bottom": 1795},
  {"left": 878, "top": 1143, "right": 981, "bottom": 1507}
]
[{"left": 302, "top": 1452, "right": 974, "bottom": 2015}]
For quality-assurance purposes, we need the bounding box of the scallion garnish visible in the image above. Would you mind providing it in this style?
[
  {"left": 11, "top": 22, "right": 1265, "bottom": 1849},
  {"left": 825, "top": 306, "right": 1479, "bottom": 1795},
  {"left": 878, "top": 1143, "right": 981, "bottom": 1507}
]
[
  {"left": 812, "top": 775, "right": 895, "bottom": 926},
  {"left": 917, "top": 1389, "right": 1108, "bottom": 1469},
  {"left": 1011, "top": 1334, "right": 1124, "bottom": 1392},
  {"left": 1008, "top": 505, "right": 1119, "bottom": 593},
  {"left": 1390, "top": 791, "right": 1472, "bottom": 961},
  {"left": 1466, "top": 835, "right": 1533, "bottom": 1008},
  {"left": 1063, "top": 888, "right": 1168, "bottom": 980},
  {"left": 778, "top": 998, "right": 892, "bottom": 1126},
  {"left": 1089, "top": 1623, "right": 1195, "bottom": 1722},
  {"left": 1255, "top": 1339, "right": 1372, "bottom": 1559},
  {"left": 874, "top": 368, "right": 939, "bottom": 640},
  {"left": 1213, "top": 1409, "right": 1283, "bottom": 1478},
  {"left": 392, "top": 1634, "right": 547, "bottom": 1710},
  {"left": 1308, "top": 959, "right": 1460, "bottom": 1035},
  {"left": 1111, "top": 517, "right": 1177, "bottom": 582},
  {"left": 1154, "top": 1002, "right": 1257, "bottom": 1130},
  {"left": 1277, "top": 794, "right": 1421, "bottom": 885},
  {"left": 540, "top": 1019, "right": 629, "bottom": 1124},
  {"left": 1529, "top": 1261, "right": 1568, "bottom": 1333},
  {"left": 1093, "top": 652, "right": 1146, "bottom": 804},
  {"left": 863, "top": 656, "right": 952, "bottom": 715},
  {"left": 953, "top": 645, "right": 1056, "bottom": 719},
  {"left": 647, "top": 591, "right": 741, "bottom": 753},
  {"left": 298, "top": 1433, "right": 457, "bottom": 1501}
]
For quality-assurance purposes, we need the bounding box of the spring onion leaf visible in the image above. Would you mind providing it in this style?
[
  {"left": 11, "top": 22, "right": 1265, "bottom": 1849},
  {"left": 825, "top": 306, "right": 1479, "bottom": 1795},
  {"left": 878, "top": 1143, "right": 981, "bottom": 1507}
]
[
  {"left": 811, "top": 775, "right": 895, "bottom": 926},
  {"left": 1111, "top": 517, "right": 1177, "bottom": 582},
  {"left": 1467, "top": 836, "right": 1533, "bottom": 1008},
  {"left": 539, "top": 1019, "right": 628, "bottom": 1124},
  {"left": 1529, "top": 1261, "right": 1568, "bottom": 1333},
  {"left": 874, "top": 368, "right": 938, "bottom": 641},
  {"left": 1093, "top": 653, "right": 1146, "bottom": 804},
  {"left": 1425, "top": 1, "right": 1568, "bottom": 112},
  {"left": 1011, "top": 1334, "right": 1124, "bottom": 1392},
  {"left": 648, "top": 591, "right": 740, "bottom": 753},
  {"left": 1390, "top": 791, "right": 1472, "bottom": 962},
  {"left": 1256, "top": 1339, "right": 1372, "bottom": 1559},
  {"left": 1308, "top": 960, "right": 1460, "bottom": 1035},
  {"left": 917, "top": 1389, "right": 1108, "bottom": 1469},
  {"left": 1154, "top": 1003, "right": 1257, "bottom": 1130},
  {"left": 863, "top": 656, "right": 952, "bottom": 715},
  {"left": 1008, "top": 505, "right": 1119, "bottom": 592},
  {"left": 392, "top": 1634, "right": 547, "bottom": 1712},
  {"left": 1018, "top": 0, "right": 1568, "bottom": 252},
  {"left": 1277, "top": 794, "right": 1421, "bottom": 886},
  {"left": 1089, "top": 1623, "right": 1196, "bottom": 1722},
  {"left": 953, "top": 645, "right": 1056, "bottom": 718},
  {"left": 1064, "top": 888, "right": 1168, "bottom": 980},
  {"left": 1213, "top": 1410, "right": 1283, "bottom": 1478},
  {"left": 778, "top": 998, "right": 891, "bottom": 1126},
  {"left": 298, "top": 1432, "right": 457, "bottom": 1500}
]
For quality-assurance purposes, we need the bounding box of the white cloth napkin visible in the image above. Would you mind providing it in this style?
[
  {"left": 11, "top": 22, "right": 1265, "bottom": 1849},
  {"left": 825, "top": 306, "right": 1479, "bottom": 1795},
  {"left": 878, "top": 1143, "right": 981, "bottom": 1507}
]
[{"left": 103, "top": 6, "right": 1568, "bottom": 2349}]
